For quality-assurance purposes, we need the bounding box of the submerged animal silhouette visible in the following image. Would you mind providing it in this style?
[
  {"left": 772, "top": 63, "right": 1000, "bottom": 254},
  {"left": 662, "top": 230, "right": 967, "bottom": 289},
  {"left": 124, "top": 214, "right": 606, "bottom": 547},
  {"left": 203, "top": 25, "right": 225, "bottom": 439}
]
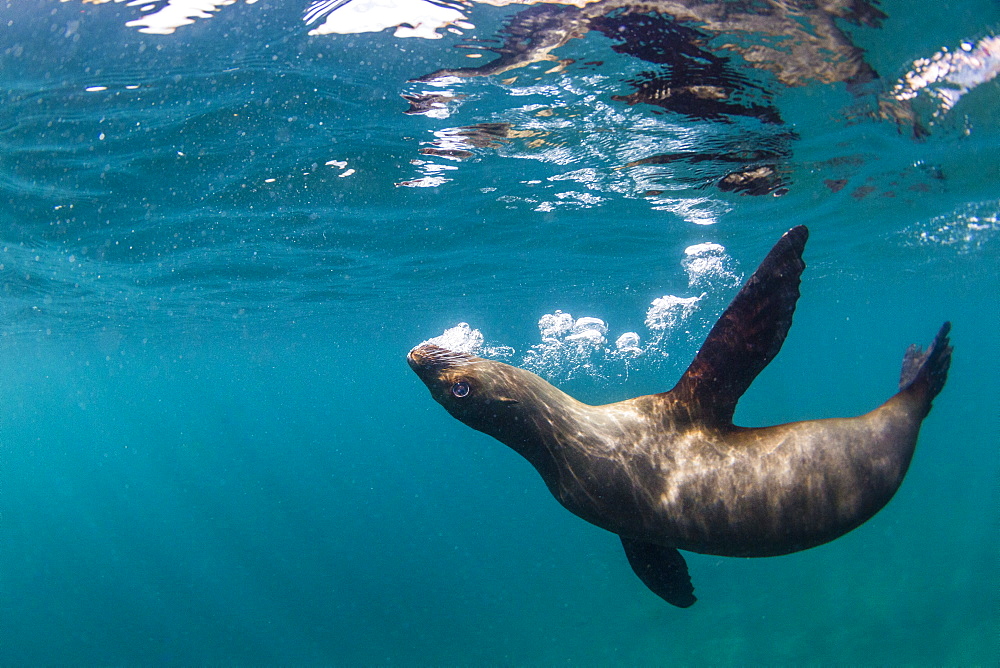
[{"left": 408, "top": 226, "right": 951, "bottom": 606}]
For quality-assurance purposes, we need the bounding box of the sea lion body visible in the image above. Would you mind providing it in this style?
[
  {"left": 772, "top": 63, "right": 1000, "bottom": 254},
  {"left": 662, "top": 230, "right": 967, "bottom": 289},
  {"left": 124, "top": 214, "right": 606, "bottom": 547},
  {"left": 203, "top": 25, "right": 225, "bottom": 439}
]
[{"left": 408, "top": 226, "right": 952, "bottom": 606}]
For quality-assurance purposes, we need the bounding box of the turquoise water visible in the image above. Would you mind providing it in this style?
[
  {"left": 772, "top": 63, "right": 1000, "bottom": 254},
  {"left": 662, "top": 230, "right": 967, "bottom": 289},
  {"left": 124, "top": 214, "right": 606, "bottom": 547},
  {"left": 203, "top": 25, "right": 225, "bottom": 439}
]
[{"left": 1, "top": 1, "right": 998, "bottom": 664}]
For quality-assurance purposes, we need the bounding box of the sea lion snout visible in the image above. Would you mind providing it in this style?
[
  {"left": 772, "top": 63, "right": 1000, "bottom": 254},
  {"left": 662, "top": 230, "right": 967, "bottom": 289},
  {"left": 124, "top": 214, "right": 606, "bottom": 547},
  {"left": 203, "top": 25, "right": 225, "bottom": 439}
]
[
  {"left": 407, "top": 344, "right": 481, "bottom": 389},
  {"left": 408, "top": 343, "right": 460, "bottom": 372},
  {"left": 406, "top": 345, "right": 439, "bottom": 385},
  {"left": 405, "top": 345, "right": 429, "bottom": 372}
]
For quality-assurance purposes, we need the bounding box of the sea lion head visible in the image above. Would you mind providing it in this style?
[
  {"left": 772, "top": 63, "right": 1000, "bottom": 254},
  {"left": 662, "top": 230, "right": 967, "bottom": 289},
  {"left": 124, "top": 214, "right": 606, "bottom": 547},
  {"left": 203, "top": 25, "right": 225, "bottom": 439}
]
[
  {"left": 406, "top": 343, "right": 529, "bottom": 436},
  {"left": 406, "top": 343, "right": 562, "bottom": 449}
]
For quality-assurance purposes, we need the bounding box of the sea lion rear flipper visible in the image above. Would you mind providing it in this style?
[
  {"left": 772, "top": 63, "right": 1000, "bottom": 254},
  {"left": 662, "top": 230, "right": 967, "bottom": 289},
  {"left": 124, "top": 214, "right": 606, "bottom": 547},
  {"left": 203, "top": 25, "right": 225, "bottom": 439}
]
[
  {"left": 899, "top": 321, "right": 952, "bottom": 417},
  {"left": 671, "top": 225, "right": 808, "bottom": 426},
  {"left": 620, "top": 536, "right": 696, "bottom": 608}
]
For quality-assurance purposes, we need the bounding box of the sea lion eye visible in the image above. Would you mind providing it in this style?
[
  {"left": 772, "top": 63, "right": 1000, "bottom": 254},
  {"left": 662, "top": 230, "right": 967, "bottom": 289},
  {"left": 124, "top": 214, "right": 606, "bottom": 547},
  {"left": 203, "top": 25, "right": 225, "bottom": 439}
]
[{"left": 451, "top": 381, "right": 471, "bottom": 398}]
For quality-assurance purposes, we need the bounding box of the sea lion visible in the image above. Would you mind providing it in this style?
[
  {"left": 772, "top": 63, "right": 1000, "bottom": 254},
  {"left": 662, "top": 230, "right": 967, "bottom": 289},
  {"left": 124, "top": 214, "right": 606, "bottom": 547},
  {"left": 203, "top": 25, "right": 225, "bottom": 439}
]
[{"left": 407, "top": 226, "right": 952, "bottom": 607}]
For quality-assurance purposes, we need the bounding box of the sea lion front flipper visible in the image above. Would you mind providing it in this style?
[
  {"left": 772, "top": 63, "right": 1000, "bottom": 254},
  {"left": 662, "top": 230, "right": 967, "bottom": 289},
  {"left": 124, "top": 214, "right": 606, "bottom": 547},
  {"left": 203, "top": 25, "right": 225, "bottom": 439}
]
[
  {"left": 620, "top": 536, "right": 696, "bottom": 608},
  {"left": 671, "top": 225, "right": 809, "bottom": 426}
]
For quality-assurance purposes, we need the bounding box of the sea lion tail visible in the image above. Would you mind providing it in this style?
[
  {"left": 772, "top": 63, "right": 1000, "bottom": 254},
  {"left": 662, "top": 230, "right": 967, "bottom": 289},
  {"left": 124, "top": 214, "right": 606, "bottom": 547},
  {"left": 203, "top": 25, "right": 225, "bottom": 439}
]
[{"left": 898, "top": 322, "right": 952, "bottom": 416}]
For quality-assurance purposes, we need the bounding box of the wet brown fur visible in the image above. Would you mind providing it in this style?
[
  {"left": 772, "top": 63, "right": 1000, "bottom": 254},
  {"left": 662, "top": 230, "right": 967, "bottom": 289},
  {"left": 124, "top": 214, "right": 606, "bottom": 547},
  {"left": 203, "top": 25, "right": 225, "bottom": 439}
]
[{"left": 408, "top": 226, "right": 951, "bottom": 603}]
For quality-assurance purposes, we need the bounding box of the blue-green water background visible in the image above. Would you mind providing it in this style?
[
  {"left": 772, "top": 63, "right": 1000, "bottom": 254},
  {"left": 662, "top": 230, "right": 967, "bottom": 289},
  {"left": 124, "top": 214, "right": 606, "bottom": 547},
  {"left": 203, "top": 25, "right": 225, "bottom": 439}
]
[{"left": 1, "top": 1, "right": 998, "bottom": 664}]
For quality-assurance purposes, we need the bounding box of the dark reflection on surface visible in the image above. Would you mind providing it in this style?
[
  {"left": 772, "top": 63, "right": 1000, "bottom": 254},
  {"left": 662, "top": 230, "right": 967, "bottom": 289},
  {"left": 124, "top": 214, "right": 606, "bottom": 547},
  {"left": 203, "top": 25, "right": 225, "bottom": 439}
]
[
  {"left": 407, "top": 0, "right": 887, "bottom": 197},
  {"left": 417, "top": 0, "right": 883, "bottom": 87}
]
